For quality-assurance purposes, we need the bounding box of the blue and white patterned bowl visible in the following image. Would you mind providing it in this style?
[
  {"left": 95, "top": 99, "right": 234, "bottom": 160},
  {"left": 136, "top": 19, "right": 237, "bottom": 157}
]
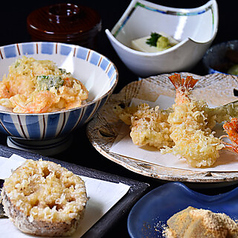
[{"left": 0, "top": 42, "right": 118, "bottom": 140}]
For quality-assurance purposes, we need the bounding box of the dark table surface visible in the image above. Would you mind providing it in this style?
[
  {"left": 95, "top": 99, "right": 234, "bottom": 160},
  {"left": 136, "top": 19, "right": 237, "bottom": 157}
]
[{"left": 1, "top": 0, "right": 238, "bottom": 237}]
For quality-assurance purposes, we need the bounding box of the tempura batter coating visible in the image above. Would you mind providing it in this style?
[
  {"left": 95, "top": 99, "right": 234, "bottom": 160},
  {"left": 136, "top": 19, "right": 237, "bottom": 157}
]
[
  {"left": 1, "top": 159, "right": 87, "bottom": 236},
  {"left": 115, "top": 74, "right": 238, "bottom": 168},
  {"left": 163, "top": 99, "right": 224, "bottom": 167},
  {"left": 114, "top": 103, "right": 173, "bottom": 149},
  {"left": 130, "top": 103, "right": 173, "bottom": 149}
]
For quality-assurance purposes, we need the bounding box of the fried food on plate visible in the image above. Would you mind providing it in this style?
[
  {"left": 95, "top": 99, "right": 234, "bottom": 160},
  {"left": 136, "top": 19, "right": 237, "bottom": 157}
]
[
  {"left": 114, "top": 73, "right": 238, "bottom": 168},
  {"left": 1, "top": 159, "right": 87, "bottom": 236}
]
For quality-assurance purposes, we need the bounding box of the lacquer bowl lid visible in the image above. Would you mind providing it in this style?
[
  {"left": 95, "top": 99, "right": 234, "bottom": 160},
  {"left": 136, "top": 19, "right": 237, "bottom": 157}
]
[{"left": 27, "top": 3, "right": 102, "bottom": 49}]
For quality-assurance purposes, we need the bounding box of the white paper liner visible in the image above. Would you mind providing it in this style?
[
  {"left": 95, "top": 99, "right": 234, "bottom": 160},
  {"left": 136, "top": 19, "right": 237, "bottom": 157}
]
[{"left": 109, "top": 95, "right": 238, "bottom": 172}]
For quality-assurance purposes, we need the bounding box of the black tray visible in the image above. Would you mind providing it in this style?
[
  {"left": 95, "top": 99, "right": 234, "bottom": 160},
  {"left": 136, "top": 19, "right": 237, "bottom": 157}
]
[{"left": 0, "top": 144, "right": 149, "bottom": 238}]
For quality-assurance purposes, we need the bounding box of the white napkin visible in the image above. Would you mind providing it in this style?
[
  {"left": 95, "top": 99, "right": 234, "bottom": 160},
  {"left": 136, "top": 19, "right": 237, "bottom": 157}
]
[
  {"left": 0, "top": 155, "right": 130, "bottom": 238},
  {"left": 110, "top": 95, "right": 238, "bottom": 172}
]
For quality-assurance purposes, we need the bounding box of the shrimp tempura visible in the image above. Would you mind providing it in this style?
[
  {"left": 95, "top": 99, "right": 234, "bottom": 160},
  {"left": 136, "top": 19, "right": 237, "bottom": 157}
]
[
  {"left": 114, "top": 74, "right": 238, "bottom": 168},
  {"left": 162, "top": 74, "right": 224, "bottom": 167}
]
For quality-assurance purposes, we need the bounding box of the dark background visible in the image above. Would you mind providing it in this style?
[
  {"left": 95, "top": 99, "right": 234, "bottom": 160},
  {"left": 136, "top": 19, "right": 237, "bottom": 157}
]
[
  {"left": 1, "top": 0, "right": 236, "bottom": 92},
  {"left": 0, "top": 1, "right": 237, "bottom": 237}
]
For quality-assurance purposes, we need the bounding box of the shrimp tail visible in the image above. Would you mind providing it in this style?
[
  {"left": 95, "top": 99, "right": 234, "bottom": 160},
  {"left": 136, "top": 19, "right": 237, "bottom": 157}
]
[
  {"left": 221, "top": 118, "right": 238, "bottom": 153},
  {"left": 168, "top": 74, "right": 199, "bottom": 105},
  {"left": 169, "top": 73, "right": 199, "bottom": 92}
]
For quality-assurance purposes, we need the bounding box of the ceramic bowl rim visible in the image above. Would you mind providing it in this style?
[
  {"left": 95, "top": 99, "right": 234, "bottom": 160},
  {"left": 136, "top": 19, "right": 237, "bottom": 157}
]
[
  {"left": 0, "top": 41, "right": 119, "bottom": 116},
  {"left": 203, "top": 39, "right": 238, "bottom": 74},
  {"left": 106, "top": 0, "right": 218, "bottom": 57}
]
